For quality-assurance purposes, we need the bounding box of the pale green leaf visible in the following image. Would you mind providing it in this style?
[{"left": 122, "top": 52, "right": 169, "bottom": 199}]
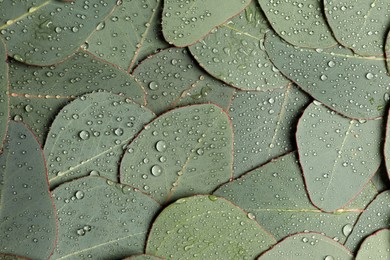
[
  {"left": 0, "top": 38, "right": 8, "bottom": 152},
  {"left": 356, "top": 229, "right": 390, "bottom": 260}
]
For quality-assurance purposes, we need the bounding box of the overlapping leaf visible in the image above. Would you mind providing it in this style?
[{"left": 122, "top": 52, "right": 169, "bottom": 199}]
[
  {"left": 0, "top": 254, "right": 29, "bottom": 260},
  {"left": 355, "top": 229, "right": 390, "bottom": 260},
  {"left": 0, "top": 38, "right": 8, "bottom": 151},
  {"left": 386, "top": 31, "right": 390, "bottom": 73},
  {"left": 51, "top": 176, "right": 160, "bottom": 260},
  {"left": 189, "top": 1, "right": 290, "bottom": 90},
  {"left": 371, "top": 163, "right": 390, "bottom": 192},
  {"left": 124, "top": 255, "right": 163, "bottom": 260},
  {"left": 384, "top": 108, "right": 390, "bottom": 181},
  {"left": 0, "top": 121, "right": 56, "bottom": 259},
  {"left": 146, "top": 195, "right": 276, "bottom": 259}
]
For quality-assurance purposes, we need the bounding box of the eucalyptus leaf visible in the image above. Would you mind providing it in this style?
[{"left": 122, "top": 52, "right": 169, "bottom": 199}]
[
  {"left": 146, "top": 195, "right": 276, "bottom": 259},
  {"left": 264, "top": 32, "right": 390, "bottom": 119},
  {"left": 230, "top": 84, "right": 309, "bottom": 177},
  {"left": 162, "top": 0, "right": 251, "bottom": 47},
  {"left": 324, "top": 0, "right": 390, "bottom": 56},
  {"left": 51, "top": 176, "right": 160, "bottom": 260},
  {"left": 0, "top": 254, "right": 29, "bottom": 260},
  {"left": 123, "top": 255, "right": 163, "bottom": 260},
  {"left": 297, "top": 102, "right": 382, "bottom": 212},
  {"left": 258, "top": 0, "right": 337, "bottom": 48},
  {"left": 86, "top": 0, "right": 169, "bottom": 72},
  {"left": 386, "top": 31, "right": 390, "bottom": 74},
  {"left": 0, "top": 38, "right": 8, "bottom": 152},
  {"left": 258, "top": 232, "right": 353, "bottom": 260},
  {"left": 214, "top": 152, "right": 377, "bottom": 243},
  {"left": 0, "top": 121, "right": 56, "bottom": 259},
  {"left": 189, "top": 1, "right": 290, "bottom": 90},
  {"left": 372, "top": 164, "right": 390, "bottom": 192},
  {"left": 0, "top": 0, "right": 116, "bottom": 65},
  {"left": 120, "top": 104, "right": 233, "bottom": 204},
  {"left": 355, "top": 229, "right": 390, "bottom": 260},
  {"left": 9, "top": 51, "right": 145, "bottom": 143},
  {"left": 384, "top": 108, "right": 390, "bottom": 181}
]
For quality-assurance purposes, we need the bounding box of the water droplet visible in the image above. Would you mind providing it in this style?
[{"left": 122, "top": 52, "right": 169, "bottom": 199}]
[
  {"left": 327, "top": 61, "right": 335, "bottom": 67},
  {"left": 75, "top": 190, "right": 84, "bottom": 200},
  {"left": 155, "top": 140, "right": 167, "bottom": 152},
  {"left": 208, "top": 195, "right": 218, "bottom": 201},
  {"left": 324, "top": 256, "right": 334, "bottom": 260},
  {"left": 24, "top": 105, "right": 33, "bottom": 112},
  {"left": 96, "top": 22, "right": 105, "bottom": 31},
  {"left": 247, "top": 212, "right": 256, "bottom": 220},
  {"left": 320, "top": 75, "right": 328, "bottom": 81},
  {"left": 149, "top": 81, "right": 159, "bottom": 90},
  {"left": 114, "top": 128, "right": 123, "bottom": 136},
  {"left": 77, "top": 228, "right": 85, "bottom": 236},
  {"left": 79, "top": 130, "right": 90, "bottom": 140},
  {"left": 150, "top": 165, "right": 163, "bottom": 176},
  {"left": 366, "top": 72, "right": 374, "bottom": 80},
  {"left": 89, "top": 170, "right": 100, "bottom": 176},
  {"left": 196, "top": 148, "right": 204, "bottom": 155},
  {"left": 342, "top": 224, "right": 353, "bottom": 236}
]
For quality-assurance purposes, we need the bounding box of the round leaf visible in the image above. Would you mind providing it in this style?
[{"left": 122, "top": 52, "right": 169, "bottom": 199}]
[
  {"left": 0, "top": 38, "right": 8, "bottom": 152},
  {"left": 356, "top": 229, "right": 390, "bottom": 260}
]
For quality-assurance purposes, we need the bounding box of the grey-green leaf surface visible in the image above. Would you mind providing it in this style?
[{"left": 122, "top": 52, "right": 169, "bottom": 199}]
[
  {"left": 356, "top": 229, "right": 390, "bottom": 260},
  {"left": 371, "top": 163, "right": 390, "bottom": 192},
  {"left": 230, "top": 84, "right": 309, "bottom": 177},
  {"left": 258, "top": 232, "right": 353, "bottom": 260},
  {"left": 384, "top": 108, "right": 390, "bottom": 181},
  {"left": 0, "top": 121, "right": 56, "bottom": 259},
  {"left": 189, "top": 1, "right": 290, "bottom": 90},
  {"left": 120, "top": 104, "right": 233, "bottom": 204},
  {"left": 132, "top": 47, "right": 235, "bottom": 115},
  {"left": 214, "top": 152, "right": 378, "bottom": 243},
  {"left": 0, "top": 254, "right": 29, "bottom": 260},
  {"left": 51, "top": 176, "right": 160, "bottom": 260},
  {"left": 124, "top": 255, "right": 163, "bottom": 260},
  {"left": 258, "top": 0, "right": 337, "bottom": 48},
  {"left": 162, "top": 0, "right": 251, "bottom": 47},
  {"left": 146, "top": 195, "right": 276, "bottom": 259},
  {"left": 86, "top": 0, "right": 169, "bottom": 72},
  {"left": 344, "top": 191, "right": 390, "bottom": 252},
  {"left": 45, "top": 92, "right": 155, "bottom": 189},
  {"left": 297, "top": 102, "right": 382, "bottom": 212},
  {"left": 324, "top": 0, "right": 390, "bottom": 56},
  {"left": 9, "top": 51, "right": 145, "bottom": 144},
  {"left": 264, "top": 32, "right": 390, "bottom": 119},
  {"left": 0, "top": 0, "right": 115, "bottom": 65},
  {"left": 0, "top": 38, "right": 8, "bottom": 152},
  {"left": 386, "top": 31, "right": 390, "bottom": 74}
]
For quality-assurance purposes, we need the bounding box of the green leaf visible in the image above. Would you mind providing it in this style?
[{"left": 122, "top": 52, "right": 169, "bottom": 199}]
[
  {"left": 9, "top": 51, "right": 145, "bottom": 144},
  {"left": 120, "top": 104, "right": 233, "bottom": 204},
  {"left": 162, "top": 0, "right": 251, "bottom": 47},
  {"left": 44, "top": 92, "right": 154, "bottom": 189},
  {"left": 258, "top": 232, "right": 353, "bottom": 260},
  {"left": 214, "top": 152, "right": 377, "bottom": 243},
  {"left": 146, "top": 195, "right": 276, "bottom": 259},
  {"left": 384, "top": 108, "right": 390, "bottom": 182},
  {"left": 229, "top": 84, "right": 309, "bottom": 177},
  {"left": 371, "top": 163, "right": 390, "bottom": 192},
  {"left": 297, "top": 102, "right": 382, "bottom": 212},
  {"left": 123, "top": 255, "right": 163, "bottom": 260},
  {"left": 0, "top": 254, "right": 29, "bottom": 260},
  {"left": 189, "top": 1, "right": 290, "bottom": 90},
  {"left": 356, "top": 229, "right": 390, "bottom": 260},
  {"left": 51, "top": 176, "right": 160, "bottom": 260},
  {"left": 0, "top": 38, "right": 8, "bottom": 152},
  {"left": 132, "top": 47, "right": 235, "bottom": 115},
  {"left": 324, "top": 0, "right": 390, "bottom": 56},
  {"left": 386, "top": 31, "right": 390, "bottom": 74},
  {"left": 86, "top": 0, "right": 169, "bottom": 72},
  {"left": 344, "top": 191, "right": 390, "bottom": 252},
  {"left": 0, "top": 121, "right": 56, "bottom": 259},
  {"left": 258, "top": 0, "right": 337, "bottom": 48},
  {"left": 264, "top": 32, "right": 390, "bottom": 119}
]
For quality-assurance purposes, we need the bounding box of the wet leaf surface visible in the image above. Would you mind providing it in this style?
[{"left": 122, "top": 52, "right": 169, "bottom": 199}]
[
  {"left": 123, "top": 255, "right": 163, "bottom": 260},
  {"left": 0, "top": 38, "right": 8, "bottom": 152},
  {"left": 355, "top": 229, "right": 390, "bottom": 260}
]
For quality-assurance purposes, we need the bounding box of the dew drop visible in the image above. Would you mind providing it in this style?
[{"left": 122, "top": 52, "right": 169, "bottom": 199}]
[
  {"left": 79, "top": 130, "right": 90, "bottom": 140},
  {"left": 150, "top": 165, "right": 163, "bottom": 176},
  {"left": 366, "top": 72, "right": 374, "bottom": 80},
  {"left": 75, "top": 190, "right": 84, "bottom": 200},
  {"left": 149, "top": 81, "right": 159, "bottom": 90},
  {"left": 342, "top": 224, "right": 353, "bottom": 236},
  {"left": 96, "top": 21, "right": 105, "bottom": 31},
  {"left": 113, "top": 128, "right": 123, "bottom": 136},
  {"left": 155, "top": 140, "right": 167, "bottom": 152}
]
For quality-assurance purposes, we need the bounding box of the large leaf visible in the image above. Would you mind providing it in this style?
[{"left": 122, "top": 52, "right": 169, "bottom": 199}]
[
  {"left": 258, "top": 0, "right": 337, "bottom": 48},
  {"left": 51, "top": 176, "right": 160, "bottom": 260},
  {"left": 214, "top": 152, "right": 378, "bottom": 243},
  {"left": 44, "top": 92, "right": 154, "bottom": 189},
  {"left": 9, "top": 50, "right": 145, "bottom": 143},
  {"left": 189, "top": 1, "right": 290, "bottom": 91},
  {"left": 0, "top": 38, "right": 8, "bottom": 152},
  {"left": 132, "top": 47, "right": 235, "bottom": 115},
  {"left": 162, "top": 0, "right": 251, "bottom": 47},
  {"left": 344, "top": 190, "right": 390, "bottom": 252},
  {"left": 258, "top": 232, "right": 353, "bottom": 260},
  {"left": 264, "top": 32, "right": 390, "bottom": 119},
  {"left": 0, "top": 121, "right": 56, "bottom": 259},
  {"left": 297, "top": 102, "right": 382, "bottom": 212},
  {"left": 120, "top": 104, "right": 233, "bottom": 204},
  {"left": 0, "top": 0, "right": 116, "bottom": 65},
  {"left": 146, "top": 195, "right": 276, "bottom": 259},
  {"left": 86, "top": 0, "right": 169, "bottom": 72},
  {"left": 324, "top": 0, "right": 390, "bottom": 56},
  {"left": 355, "top": 229, "right": 390, "bottom": 260}
]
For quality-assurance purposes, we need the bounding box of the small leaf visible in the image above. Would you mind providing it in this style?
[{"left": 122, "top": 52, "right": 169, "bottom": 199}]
[
  {"left": 189, "top": 1, "right": 290, "bottom": 90},
  {"left": 214, "top": 152, "right": 377, "bottom": 243},
  {"left": 258, "top": 232, "right": 353, "bottom": 260},
  {"left": 146, "top": 195, "right": 276, "bottom": 259},
  {"left": 123, "top": 254, "right": 163, "bottom": 260},
  {"left": 120, "top": 104, "right": 233, "bottom": 204},
  {"left": 297, "top": 102, "right": 382, "bottom": 212},
  {"left": 0, "top": 38, "right": 8, "bottom": 152},
  {"left": 355, "top": 229, "right": 390, "bottom": 260},
  {"left": 0, "top": 121, "right": 57, "bottom": 259},
  {"left": 44, "top": 92, "right": 154, "bottom": 189},
  {"left": 0, "top": 0, "right": 116, "bottom": 65},
  {"left": 162, "top": 0, "right": 251, "bottom": 46},
  {"left": 258, "top": 0, "right": 337, "bottom": 48},
  {"left": 51, "top": 176, "right": 160, "bottom": 260},
  {"left": 324, "top": 0, "right": 390, "bottom": 56},
  {"left": 132, "top": 47, "right": 235, "bottom": 115}
]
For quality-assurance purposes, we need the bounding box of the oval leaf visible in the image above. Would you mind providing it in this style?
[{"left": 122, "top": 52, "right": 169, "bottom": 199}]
[
  {"left": 0, "top": 121, "right": 56, "bottom": 259},
  {"left": 45, "top": 92, "right": 155, "bottom": 189},
  {"left": 51, "top": 176, "right": 160, "bottom": 260},
  {"left": 146, "top": 195, "right": 276, "bottom": 259},
  {"left": 189, "top": 1, "right": 290, "bottom": 90},
  {"left": 356, "top": 229, "right": 390, "bottom": 260},
  {"left": 0, "top": 38, "right": 8, "bottom": 152},
  {"left": 120, "top": 104, "right": 233, "bottom": 204}
]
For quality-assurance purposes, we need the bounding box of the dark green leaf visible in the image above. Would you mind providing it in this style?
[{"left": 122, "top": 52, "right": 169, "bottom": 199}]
[
  {"left": 0, "top": 38, "right": 8, "bottom": 152},
  {"left": 371, "top": 163, "right": 390, "bottom": 192},
  {"left": 355, "top": 229, "right": 390, "bottom": 260}
]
